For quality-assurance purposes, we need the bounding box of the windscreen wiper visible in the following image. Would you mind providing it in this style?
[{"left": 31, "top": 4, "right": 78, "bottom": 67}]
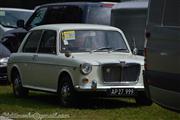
[
  {"left": 92, "top": 47, "right": 112, "bottom": 52},
  {"left": 111, "top": 48, "right": 128, "bottom": 52}
]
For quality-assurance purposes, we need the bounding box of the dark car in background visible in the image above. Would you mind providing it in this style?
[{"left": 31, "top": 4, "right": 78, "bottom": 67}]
[
  {"left": 0, "top": 8, "right": 34, "bottom": 40},
  {"left": 1, "top": 2, "right": 116, "bottom": 53},
  {"left": 111, "top": 1, "right": 148, "bottom": 55},
  {"left": 0, "top": 43, "right": 10, "bottom": 83},
  {"left": 0, "top": 8, "right": 33, "bottom": 83},
  {"left": 144, "top": 0, "right": 180, "bottom": 111}
]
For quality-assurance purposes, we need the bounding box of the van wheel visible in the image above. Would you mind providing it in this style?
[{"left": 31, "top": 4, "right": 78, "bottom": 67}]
[
  {"left": 135, "top": 92, "right": 152, "bottom": 106},
  {"left": 12, "top": 71, "right": 28, "bottom": 97},
  {"left": 58, "top": 76, "right": 75, "bottom": 106}
]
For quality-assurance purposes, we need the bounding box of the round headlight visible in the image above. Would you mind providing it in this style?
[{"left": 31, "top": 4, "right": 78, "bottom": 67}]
[
  {"left": 80, "top": 63, "right": 92, "bottom": 75},
  {"left": 0, "top": 57, "right": 9, "bottom": 66}
]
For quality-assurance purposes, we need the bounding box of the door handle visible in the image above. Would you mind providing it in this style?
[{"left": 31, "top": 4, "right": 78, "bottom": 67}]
[
  {"left": 145, "top": 31, "right": 151, "bottom": 38},
  {"left": 32, "top": 55, "right": 38, "bottom": 61}
]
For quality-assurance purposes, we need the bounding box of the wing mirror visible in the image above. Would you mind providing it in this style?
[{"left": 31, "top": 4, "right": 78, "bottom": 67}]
[
  {"left": 64, "top": 51, "right": 71, "bottom": 57},
  {"left": 133, "top": 48, "right": 138, "bottom": 55}
]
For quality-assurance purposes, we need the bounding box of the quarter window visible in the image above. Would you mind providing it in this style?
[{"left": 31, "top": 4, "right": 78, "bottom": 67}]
[
  {"left": 38, "top": 30, "right": 56, "bottom": 54},
  {"left": 22, "top": 30, "right": 42, "bottom": 53}
]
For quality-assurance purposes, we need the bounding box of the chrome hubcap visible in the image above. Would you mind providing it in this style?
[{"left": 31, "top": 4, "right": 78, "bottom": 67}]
[
  {"left": 61, "top": 84, "right": 71, "bottom": 103},
  {"left": 14, "top": 76, "right": 20, "bottom": 95}
]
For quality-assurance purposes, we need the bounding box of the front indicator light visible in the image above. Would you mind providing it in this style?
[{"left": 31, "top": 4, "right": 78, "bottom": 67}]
[{"left": 82, "top": 78, "right": 89, "bottom": 84}]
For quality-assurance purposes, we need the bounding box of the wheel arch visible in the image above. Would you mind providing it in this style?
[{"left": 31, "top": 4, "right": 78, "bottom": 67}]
[
  {"left": 57, "top": 70, "right": 74, "bottom": 92},
  {"left": 9, "top": 65, "right": 21, "bottom": 83}
]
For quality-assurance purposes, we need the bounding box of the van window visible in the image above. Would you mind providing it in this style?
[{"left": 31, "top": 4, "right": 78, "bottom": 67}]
[
  {"left": 148, "top": 0, "right": 164, "bottom": 25},
  {"left": 163, "top": 0, "right": 180, "bottom": 26},
  {"left": 86, "top": 6, "right": 111, "bottom": 25},
  {"left": 44, "top": 6, "right": 83, "bottom": 24}
]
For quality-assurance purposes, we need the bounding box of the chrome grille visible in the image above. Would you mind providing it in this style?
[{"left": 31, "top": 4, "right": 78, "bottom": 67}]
[{"left": 102, "top": 63, "right": 140, "bottom": 82}]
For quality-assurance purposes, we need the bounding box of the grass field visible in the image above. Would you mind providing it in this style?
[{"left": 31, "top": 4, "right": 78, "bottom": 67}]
[{"left": 0, "top": 85, "right": 180, "bottom": 120}]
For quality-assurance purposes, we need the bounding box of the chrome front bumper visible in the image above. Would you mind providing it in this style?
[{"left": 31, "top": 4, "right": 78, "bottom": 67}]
[
  {"left": 0, "top": 66, "right": 8, "bottom": 82},
  {"left": 74, "top": 85, "right": 144, "bottom": 92}
]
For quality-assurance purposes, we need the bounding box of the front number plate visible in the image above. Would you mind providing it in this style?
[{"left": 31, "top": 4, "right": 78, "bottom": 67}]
[{"left": 109, "top": 88, "right": 135, "bottom": 96}]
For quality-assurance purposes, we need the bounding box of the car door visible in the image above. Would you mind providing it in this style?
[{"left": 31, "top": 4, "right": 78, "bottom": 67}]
[
  {"left": 33, "top": 30, "right": 59, "bottom": 91},
  {"left": 20, "top": 30, "right": 42, "bottom": 87}
]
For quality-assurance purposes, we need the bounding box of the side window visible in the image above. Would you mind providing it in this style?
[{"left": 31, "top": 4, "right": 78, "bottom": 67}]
[
  {"left": 23, "top": 30, "right": 42, "bottom": 53},
  {"left": 44, "top": 6, "right": 83, "bottom": 24},
  {"left": 27, "top": 7, "right": 47, "bottom": 28},
  {"left": 38, "top": 30, "right": 56, "bottom": 54},
  {"left": 163, "top": 0, "right": 180, "bottom": 26}
]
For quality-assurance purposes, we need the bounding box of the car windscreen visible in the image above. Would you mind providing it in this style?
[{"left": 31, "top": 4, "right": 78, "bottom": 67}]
[
  {"left": 61, "top": 30, "right": 129, "bottom": 53},
  {"left": 0, "top": 10, "right": 33, "bottom": 28}
]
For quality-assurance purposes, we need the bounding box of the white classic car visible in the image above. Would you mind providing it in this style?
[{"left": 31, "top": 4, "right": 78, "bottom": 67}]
[{"left": 7, "top": 24, "right": 151, "bottom": 106}]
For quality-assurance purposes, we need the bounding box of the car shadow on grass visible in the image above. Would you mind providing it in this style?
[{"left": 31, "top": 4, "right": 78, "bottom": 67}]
[
  {"left": 0, "top": 90, "right": 142, "bottom": 110},
  {"left": 71, "top": 97, "right": 140, "bottom": 109}
]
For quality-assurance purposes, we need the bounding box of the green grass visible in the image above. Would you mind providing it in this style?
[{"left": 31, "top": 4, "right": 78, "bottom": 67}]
[{"left": 0, "top": 85, "right": 180, "bottom": 120}]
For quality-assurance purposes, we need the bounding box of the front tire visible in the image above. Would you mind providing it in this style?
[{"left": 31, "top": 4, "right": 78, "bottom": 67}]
[
  {"left": 58, "top": 76, "right": 75, "bottom": 106},
  {"left": 12, "top": 71, "right": 28, "bottom": 97},
  {"left": 135, "top": 92, "right": 152, "bottom": 106}
]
